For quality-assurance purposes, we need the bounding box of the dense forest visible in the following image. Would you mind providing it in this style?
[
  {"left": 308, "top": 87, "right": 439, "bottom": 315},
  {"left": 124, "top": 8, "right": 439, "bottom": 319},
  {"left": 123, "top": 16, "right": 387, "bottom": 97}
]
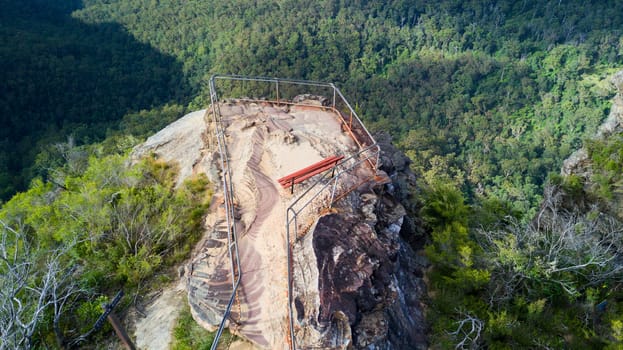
[
  {"left": 0, "top": 0, "right": 190, "bottom": 199},
  {"left": 3, "top": 0, "right": 623, "bottom": 209},
  {"left": 1, "top": 0, "right": 623, "bottom": 348},
  {"left": 71, "top": 0, "right": 623, "bottom": 214}
]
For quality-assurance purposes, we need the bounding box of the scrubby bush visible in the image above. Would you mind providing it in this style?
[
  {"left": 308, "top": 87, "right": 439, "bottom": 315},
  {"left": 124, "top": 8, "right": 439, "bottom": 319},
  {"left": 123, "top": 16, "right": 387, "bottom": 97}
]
[{"left": 0, "top": 147, "right": 210, "bottom": 347}]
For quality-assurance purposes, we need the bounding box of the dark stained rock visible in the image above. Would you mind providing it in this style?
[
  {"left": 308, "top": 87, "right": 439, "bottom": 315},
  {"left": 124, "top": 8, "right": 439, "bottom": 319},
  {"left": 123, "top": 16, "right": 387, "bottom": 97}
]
[
  {"left": 313, "top": 214, "right": 379, "bottom": 323},
  {"left": 374, "top": 132, "right": 427, "bottom": 247},
  {"left": 288, "top": 132, "right": 428, "bottom": 349},
  {"left": 292, "top": 183, "right": 427, "bottom": 349}
]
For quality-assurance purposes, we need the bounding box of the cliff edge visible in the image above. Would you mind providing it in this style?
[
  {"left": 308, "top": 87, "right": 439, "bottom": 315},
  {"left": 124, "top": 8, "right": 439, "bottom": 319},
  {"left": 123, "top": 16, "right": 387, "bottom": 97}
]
[{"left": 131, "top": 99, "right": 427, "bottom": 349}]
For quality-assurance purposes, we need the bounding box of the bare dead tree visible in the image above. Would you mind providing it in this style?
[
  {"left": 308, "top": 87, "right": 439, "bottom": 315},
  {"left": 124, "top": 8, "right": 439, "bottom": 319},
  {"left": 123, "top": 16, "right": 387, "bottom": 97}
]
[
  {"left": 0, "top": 220, "right": 88, "bottom": 349},
  {"left": 449, "top": 311, "right": 484, "bottom": 350},
  {"left": 47, "top": 258, "right": 89, "bottom": 348},
  {"left": 0, "top": 221, "right": 48, "bottom": 349},
  {"left": 477, "top": 185, "right": 623, "bottom": 305}
]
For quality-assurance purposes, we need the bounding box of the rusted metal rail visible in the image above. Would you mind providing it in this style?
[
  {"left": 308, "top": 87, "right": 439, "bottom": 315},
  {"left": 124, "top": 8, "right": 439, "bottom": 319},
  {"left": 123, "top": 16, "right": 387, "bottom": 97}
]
[{"left": 277, "top": 155, "right": 344, "bottom": 193}]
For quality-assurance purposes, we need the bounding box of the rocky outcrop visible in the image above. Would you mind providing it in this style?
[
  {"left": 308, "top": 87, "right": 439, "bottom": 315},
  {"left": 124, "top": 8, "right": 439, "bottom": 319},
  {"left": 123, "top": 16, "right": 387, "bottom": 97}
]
[
  {"left": 596, "top": 94, "right": 623, "bottom": 138},
  {"left": 558, "top": 69, "right": 623, "bottom": 218},
  {"left": 292, "top": 94, "right": 331, "bottom": 106},
  {"left": 131, "top": 109, "right": 222, "bottom": 186},
  {"left": 561, "top": 148, "right": 591, "bottom": 179},
  {"left": 375, "top": 132, "right": 426, "bottom": 247},
  {"left": 292, "top": 165, "right": 427, "bottom": 349},
  {"left": 597, "top": 70, "right": 623, "bottom": 138},
  {"left": 562, "top": 70, "right": 623, "bottom": 178},
  {"left": 133, "top": 102, "right": 428, "bottom": 349}
]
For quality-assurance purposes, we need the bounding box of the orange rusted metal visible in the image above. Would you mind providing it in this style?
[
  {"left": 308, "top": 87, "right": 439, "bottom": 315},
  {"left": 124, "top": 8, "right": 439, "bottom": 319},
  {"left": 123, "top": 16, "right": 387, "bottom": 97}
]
[{"left": 277, "top": 155, "right": 344, "bottom": 190}]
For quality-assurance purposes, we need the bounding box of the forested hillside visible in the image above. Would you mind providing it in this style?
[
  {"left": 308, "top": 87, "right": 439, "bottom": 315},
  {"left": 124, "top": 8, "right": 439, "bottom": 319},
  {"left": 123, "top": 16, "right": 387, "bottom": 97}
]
[
  {"left": 2, "top": 0, "right": 623, "bottom": 348},
  {"left": 2, "top": 0, "right": 623, "bottom": 210},
  {"left": 71, "top": 0, "right": 623, "bottom": 214},
  {"left": 0, "top": 0, "right": 190, "bottom": 199}
]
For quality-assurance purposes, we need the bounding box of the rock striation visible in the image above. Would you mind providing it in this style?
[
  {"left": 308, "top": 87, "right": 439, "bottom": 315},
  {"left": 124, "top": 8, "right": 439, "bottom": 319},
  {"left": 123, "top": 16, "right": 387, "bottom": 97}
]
[{"left": 131, "top": 100, "right": 428, "bottom": 349}]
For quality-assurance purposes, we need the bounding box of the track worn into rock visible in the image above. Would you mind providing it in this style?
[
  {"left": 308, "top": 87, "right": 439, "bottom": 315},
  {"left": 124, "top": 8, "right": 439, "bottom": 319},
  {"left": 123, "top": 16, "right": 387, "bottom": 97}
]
[
  {"left": 234, "top": 126, "right": 286, "bottom": 347},
  {"left": 187, "top": 102, "right": 357, "bottom": 349}
]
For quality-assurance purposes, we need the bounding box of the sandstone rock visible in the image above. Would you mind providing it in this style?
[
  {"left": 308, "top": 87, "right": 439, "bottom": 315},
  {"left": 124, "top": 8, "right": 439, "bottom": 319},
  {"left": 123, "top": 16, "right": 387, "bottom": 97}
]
[
  {"left": 558, "top": 69, "right": 623, "bottom": 216},
  {"left": 375, "top": 132, "right": 426, "bottom": 245},
  {"left": 597, "top": 94, "right": 623, "bottom": 138},
  {"left": 561, "top": 148, "right": 591, "bottom": 178},
  {"left": 164, "top": 101, "right": 428, "bottom": 349},
  {"left": 611, "top": 69, "right": 623, "bottom": 93},
  {"left": 131, "top": 109, "right": 220, "bottom": 186},
  {"left": 292, "top": 94, "right": 331, "bottom": 106}
]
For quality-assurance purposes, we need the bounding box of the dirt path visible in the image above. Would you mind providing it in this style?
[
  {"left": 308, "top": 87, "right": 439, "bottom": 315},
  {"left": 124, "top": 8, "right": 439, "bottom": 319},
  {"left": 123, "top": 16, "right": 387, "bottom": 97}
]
[{"left": 229, "top": 121, "right": 289, "bottom": 349}]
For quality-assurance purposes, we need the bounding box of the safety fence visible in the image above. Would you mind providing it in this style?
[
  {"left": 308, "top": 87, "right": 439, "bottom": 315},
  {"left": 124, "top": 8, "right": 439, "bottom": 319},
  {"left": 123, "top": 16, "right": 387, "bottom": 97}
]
[
  {"left": 207, "top": 78, "right": 242, "bottom": 350},
  {"left": 208, "top": 75, "right": 380, "bottom": 350}
]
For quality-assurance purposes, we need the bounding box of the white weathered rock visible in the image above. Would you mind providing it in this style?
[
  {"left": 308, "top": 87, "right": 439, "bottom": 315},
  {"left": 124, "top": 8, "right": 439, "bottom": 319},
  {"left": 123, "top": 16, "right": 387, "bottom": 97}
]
[
  {"left": 563, "top": 70, "right": 623, "bottom": 177},
  {"left": 561, "top": 148, "right": 590, "bottom": 178},
  {"left": 611, "top": 69, "right": 623, "bottom": 92},
  {"left": 597, "top": 94, "right": 623, "bottom": 138},
  {"left": 131, "top": 109, "right": 217, "bottom": 187}
]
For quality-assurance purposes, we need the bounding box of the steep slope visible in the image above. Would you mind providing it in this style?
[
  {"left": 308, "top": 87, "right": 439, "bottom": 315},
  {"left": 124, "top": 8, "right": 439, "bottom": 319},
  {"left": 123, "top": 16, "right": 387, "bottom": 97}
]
[
  {"left": 291, "top": 181, "right": 427, "bottom": 349},
  {"left": 185, "top": 101, "right": 360, "bottom": 349},
  {"left": 420, "top": 70, "right": 623, "bottom": 348}
]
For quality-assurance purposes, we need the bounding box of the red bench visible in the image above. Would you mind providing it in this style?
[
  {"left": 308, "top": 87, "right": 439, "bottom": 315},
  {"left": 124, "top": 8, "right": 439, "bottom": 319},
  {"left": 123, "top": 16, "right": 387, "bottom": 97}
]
[{"left": 277, "top": 155, "right": 344, "bottom": 193}]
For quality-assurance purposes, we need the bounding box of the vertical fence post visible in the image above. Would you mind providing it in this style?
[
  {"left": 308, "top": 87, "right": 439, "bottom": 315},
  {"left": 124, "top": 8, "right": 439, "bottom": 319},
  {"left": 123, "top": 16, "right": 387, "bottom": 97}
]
[
  {"left": 107, "top": 313, "right": 136, "bottom": 350},
  {"left": 349, "top": 109, "right": 353, "bottom": 129},
  {"left": 276, "top": 80, "right": 280, "bottom": 104},
  {"left": 329, "top": 176, "right": 339, "bottom": 209}
]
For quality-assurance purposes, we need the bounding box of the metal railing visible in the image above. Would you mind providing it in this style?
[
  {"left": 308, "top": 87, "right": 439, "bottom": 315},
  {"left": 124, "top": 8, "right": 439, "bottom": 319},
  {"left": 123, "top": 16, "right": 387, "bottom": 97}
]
[
  {"left": 207, "top": 77, "right": 242, "bottom": 350},
  {"left": 207, "top": 75, "right": 380, "bottom": 350}
]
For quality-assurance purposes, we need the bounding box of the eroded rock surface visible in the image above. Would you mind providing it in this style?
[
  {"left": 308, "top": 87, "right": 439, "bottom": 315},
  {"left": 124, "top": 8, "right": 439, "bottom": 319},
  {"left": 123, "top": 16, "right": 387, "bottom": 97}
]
[
  {"left": 134, "top": 101, "right": 428, "bottom": 349},
  {"left": 292, "top": 173, "right": 427, "bottom": 349},
  {"left": 131, "top": 109, "right": 220, "bottom": 186},
  {"left": 187, "top": 101, "right": 362, "bottom": 349}
]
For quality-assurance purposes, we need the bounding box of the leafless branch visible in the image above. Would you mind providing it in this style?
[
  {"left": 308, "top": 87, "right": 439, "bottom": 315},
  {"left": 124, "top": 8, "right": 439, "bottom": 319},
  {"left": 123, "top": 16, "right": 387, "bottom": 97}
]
[
  {"left": 0, "top": 220, "right": 88, "bottom": 349},
  {"left": 477, "top": 185, "right": 623, "bottom": 303},
  {"left": 449, "top": 311, "right": 484, "bottom": 350}
]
